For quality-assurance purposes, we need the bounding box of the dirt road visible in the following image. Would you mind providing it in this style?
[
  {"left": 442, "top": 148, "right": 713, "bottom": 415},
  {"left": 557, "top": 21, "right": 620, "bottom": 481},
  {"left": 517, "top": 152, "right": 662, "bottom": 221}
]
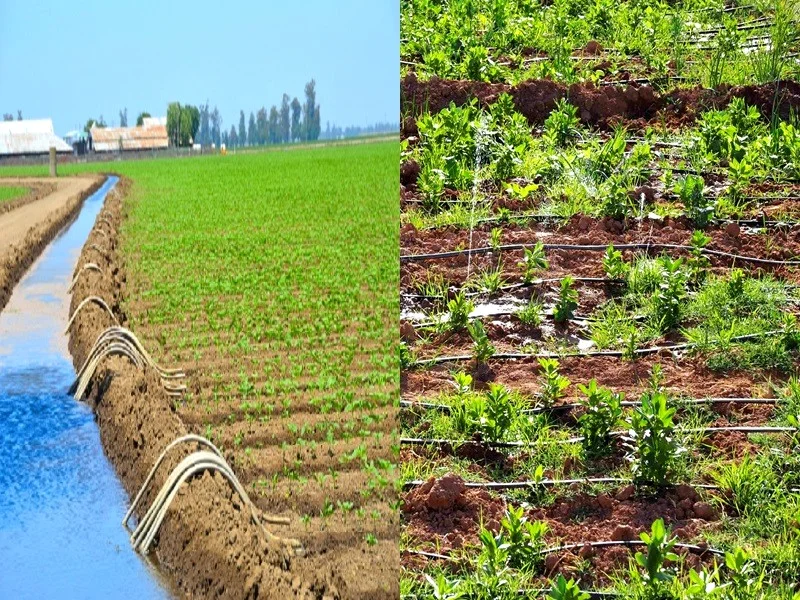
[
  {"left": 0, "top": 175, "right": 103, "bottom": 314},
  {"left": 0, "top": 177, "right": 98, "bottom": 248}
]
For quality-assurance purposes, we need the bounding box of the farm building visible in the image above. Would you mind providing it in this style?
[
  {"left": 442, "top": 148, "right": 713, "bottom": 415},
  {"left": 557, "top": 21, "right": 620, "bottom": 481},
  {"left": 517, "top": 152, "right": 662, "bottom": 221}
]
[
  {"left": 0, "top": 119, "right": 72, "bottom": 156},
  {"left": 90, "top": 118, "right": 168, "bottom": 152}
]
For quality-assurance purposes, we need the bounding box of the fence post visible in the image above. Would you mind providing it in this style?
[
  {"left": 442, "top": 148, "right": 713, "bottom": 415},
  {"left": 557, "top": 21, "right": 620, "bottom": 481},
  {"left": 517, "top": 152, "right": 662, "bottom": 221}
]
[{"left": 49, "top": 146, "right": 57, "bottom": 177}]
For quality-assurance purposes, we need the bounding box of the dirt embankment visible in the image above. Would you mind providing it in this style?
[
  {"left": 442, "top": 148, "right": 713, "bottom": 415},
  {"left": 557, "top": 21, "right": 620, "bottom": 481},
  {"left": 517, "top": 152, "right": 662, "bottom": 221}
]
[
  {"left": 66, "top": 178, "right": 348, "bottom": 599},
  {"left": 0, "top": 180, "right": 57, "bottom": 216},
  {"left": 401, "top": 74, "right": 800, "bottom": 132},
  {"left": 0, "top": 176, "right": 102, "bottom": 315}
]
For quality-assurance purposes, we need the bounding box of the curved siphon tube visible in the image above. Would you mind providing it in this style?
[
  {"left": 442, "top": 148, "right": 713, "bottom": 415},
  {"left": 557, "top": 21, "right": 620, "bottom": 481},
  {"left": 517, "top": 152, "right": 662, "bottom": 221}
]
[
  {"left": 64, "top": 296, "right": 118, "bottom": 334},
  {"left": 68, "top": 263, "right": 103, "bottom": 292},
  {"left": 129, "top": 450, "right": 302, "bottom": 556}
]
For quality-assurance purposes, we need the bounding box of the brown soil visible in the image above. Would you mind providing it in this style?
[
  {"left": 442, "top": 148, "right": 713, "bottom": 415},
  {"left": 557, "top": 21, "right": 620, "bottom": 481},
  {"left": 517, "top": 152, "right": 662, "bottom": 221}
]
[
  {"left": 66, "top": 178, "right": 397, "bottom": 599},
  {"left": 400, "top": 217, "right": 800, "bottom": 290},
  {"left": 0, "top": 175, "right": 102, "bottom": 315},
  {"left": 403, "top": 353, "right": 781, "bottom": 403},
  {"left": 401, "top": 474, "right": 721, "bottom": 585},
  {"left": 0, "top": 180, "right": 57, "bottom": 216},
  {"left": 401, "top": 74, "right": 800, "bottom": 131}
]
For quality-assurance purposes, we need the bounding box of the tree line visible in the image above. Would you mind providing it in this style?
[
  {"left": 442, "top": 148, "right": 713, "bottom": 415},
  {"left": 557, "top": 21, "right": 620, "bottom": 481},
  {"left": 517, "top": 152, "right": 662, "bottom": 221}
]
[
  {"left": 166, "top": 79, "right": 320, "bottom": 148},
  {"left": 2, "top": 111, "right": 23, "bottom": 121}
]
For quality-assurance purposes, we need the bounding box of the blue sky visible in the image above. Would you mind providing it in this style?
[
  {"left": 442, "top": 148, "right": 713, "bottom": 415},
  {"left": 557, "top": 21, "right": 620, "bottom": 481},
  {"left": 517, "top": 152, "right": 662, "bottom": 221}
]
[{"left": 0, "top": 0, "right": 398, "bottom": 135}]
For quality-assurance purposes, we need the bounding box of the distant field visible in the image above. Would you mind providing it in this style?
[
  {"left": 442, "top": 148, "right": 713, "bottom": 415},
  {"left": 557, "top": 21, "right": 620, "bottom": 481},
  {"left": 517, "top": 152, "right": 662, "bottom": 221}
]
[
  {"left": 0, "top": 185, "right": 27, "bottom": 204},
  {"left": 1, "top": 140, "right": 400, "bottom": 593}
]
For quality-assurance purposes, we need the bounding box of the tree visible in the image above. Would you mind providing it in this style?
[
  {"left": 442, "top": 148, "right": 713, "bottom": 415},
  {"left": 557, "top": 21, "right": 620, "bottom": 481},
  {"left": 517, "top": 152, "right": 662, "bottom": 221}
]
[
  {"left": 222, "top": 129, "right": 229, "bottom": 148},
  {"left": 268, "top": 106, "right": 279, "bottom": 144},
  {"left": 229, "top": 124, "right": 238, "bottom": 148},
  {"left": 280, "top": 94, "right": 290, "bottom": 143},
  {"left": 167, "top": 103, "right": 199, "bottom": 147},
  {"left": 17, "top": 110, "right": 22, "bottom": 121},
  {"left": 210, "top": 106, "right": 221, "bottom": 147},
  {"left": 256, "top": 107, "right": 268, "bottom": 145},
  {"left": 84, "top": 119, "right": 96, "bottom": 133},
  {"left": 119, "top": 108, "right": 128, "bottom": 127},
  {"left": 196, "top": 102, "right": 211, "bottom": 146},
  {"left": 290, "top": 97, "right": 302, "bottom": 142},
  {"left": 136, "top": 112, "right": 151, "bottom": 126},
  {"left": 2, "top": 113, "right": 13, "bottom": 121},
  {"left": 238, "top": 110, "right": 246, "bottom": 146},
  {"left": 166, "top": 102, "right": 182, "bottom": 146},
  {"left": 302, "top": 79, "right": 320, "bottom": 141},
  {"left": 247, "top": 112, "right": 257, "bottom": 145}
]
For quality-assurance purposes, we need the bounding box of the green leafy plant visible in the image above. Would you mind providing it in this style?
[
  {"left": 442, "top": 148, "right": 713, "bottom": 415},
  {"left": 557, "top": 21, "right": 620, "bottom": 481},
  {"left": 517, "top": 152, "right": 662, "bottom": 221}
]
[
  {"left": 651, "top": 256, "right": 687, "bottom": 332},
  {"left": 468, "top": 320, "right": 495, "bottom": 364},
  {"left": 549, "top": 575, "right": 589, "bottom": 600},
  {"left": 624, "top": 392, "right": 682, "bottom": 487},
  {"left": 675, "top": 175, "right": 713, "bottom": 228},
  {"left": 479, "top": 383, "right": 515, "bottom": 442},
  {"left": 554, "top": 276, "right": 578, "bottom": 323},
  {"left": 634, "top": 519, "right": 679, "bottom": 588},
  {"left": 519, "top": 242, "right": 549, "bottom": 283},
  {"left": 538, "top": 357, "right": 570, "bottom": 407},
  {"left": 544, "top": 98, "right": 581, "bottom": 147},
  {"left": 447, "top": 292, "right": 474, "bottom": 331},
  {"left": 603, "top": 244, "right": 628, "bottom": 280},
  {"left": 578, "top": 380, "right": 623, "bottom": 458},
  {"left": 494, "top": 505, "right": 548, "bottom": 570},
  {"left": 517, "top": 299, "right": 543, "bottom": 327}
]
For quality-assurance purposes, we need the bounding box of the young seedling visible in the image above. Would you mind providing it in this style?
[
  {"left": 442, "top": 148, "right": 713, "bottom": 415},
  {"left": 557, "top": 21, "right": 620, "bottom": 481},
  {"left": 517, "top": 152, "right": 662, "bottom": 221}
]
[
  {"left": 489, "top": 227, "right": 503, "bottom": 253},
  {"left": 634, "top": 518, "right": 679, "bottom": 589},
  {"left": 495, "top": 505, "right": 548, "bottom": 570},
  {"left": 603, "top": 245, "right": 628, "bottom": 280},
  {"left": 479, "top": 384, "right": 514, "bottom": 442},
  {"left": 517, "top": 299, "right": 543, "bottom": 327},
  {"left": 577, "top": 380, "right": 623, "bottom": 458},
  {"left": 548, "top": 576, "right": 590, "bottom": 600},
  {"left": 447, "top": 292, "right": 474, "bottom": 332},
  {"left": 554, "top": 276, "right": 578, "bottom": 323},
  {"left": 537, "top": 357, "right": 570, "bottom": 408},
  {"left": 468, "top": 320, "right": 496, "bottom": 382},
  {"left": 519, "top": 242, "right": 549, "bottom": 284},
  {"left": 543, "top": 98, "right": 581, "bottom": 147},
  {"left": 624, "top": 392, "right": 683, "bottom": 488}
]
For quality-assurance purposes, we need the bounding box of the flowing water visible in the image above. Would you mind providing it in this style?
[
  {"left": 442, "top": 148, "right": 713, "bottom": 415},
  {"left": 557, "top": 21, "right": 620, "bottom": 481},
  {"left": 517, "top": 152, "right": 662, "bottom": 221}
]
[{"left": 0, "top": 177, "right": 171, "bottom": 599}]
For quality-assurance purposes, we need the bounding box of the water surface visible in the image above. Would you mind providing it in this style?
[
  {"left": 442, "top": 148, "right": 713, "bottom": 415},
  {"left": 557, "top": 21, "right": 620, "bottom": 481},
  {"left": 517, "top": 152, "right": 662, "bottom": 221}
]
[{"left": 0, "top": 177, "right": 171, "bottom": 599}]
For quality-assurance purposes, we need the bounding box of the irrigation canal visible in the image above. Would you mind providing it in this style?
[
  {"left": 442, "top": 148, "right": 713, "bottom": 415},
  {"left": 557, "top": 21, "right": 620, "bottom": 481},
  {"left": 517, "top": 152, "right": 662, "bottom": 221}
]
[{"left": 0, "top": 177, "right": 172, "bottom": 598}]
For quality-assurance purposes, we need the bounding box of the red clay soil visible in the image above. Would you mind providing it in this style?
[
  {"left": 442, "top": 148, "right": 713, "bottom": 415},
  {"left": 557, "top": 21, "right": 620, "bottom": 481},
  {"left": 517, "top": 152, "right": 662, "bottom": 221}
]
[
  {"left": 402, "top": 353, "right": 782, "bottom": 403},
  {"left": 401, "top": 216, "right": 800, "bottom": 285},
  {"left": 402, "top": 474, "right": 721, "bottom": 585},
  {"left": 66, "top": 178, "right": 353, "bottom": 599},
  {"left": 402, "top": 74, "right": 800, "bottom": 131},
  {"left": 0, "top": 176, "right": 102, "bottom": 315}
]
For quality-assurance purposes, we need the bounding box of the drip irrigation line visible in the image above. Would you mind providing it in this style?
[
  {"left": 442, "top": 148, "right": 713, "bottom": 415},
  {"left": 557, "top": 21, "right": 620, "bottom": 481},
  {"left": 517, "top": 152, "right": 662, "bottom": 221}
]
[
  {"left": 400, "top": 397, "right": 781, "bottom": 414},
  {"left": 537, "top": 540, "right": 725, "bottom": 557},
  {"left": 417, "top": 209, "right": 800, "bottom": 231},
  {"left": 400, "top": 242, "right": 800, "bottom": 267},
  {"left": 400, "top": 425, "right": 797, "bottom": 449},
  {"left": 409, "top": 330, "right": 778, "bottom": 366},
  {"left": 401, "top": 276, "right": 618, "bottom": 301},
  {"left": 695, "top": 16, "right": 771, "bottom": 34},
  {"left": 403, "top": 477, "right": 633, "bottom": 491},
  {"left": 404, "top": 539, "right": 725, "bottom": 561}
]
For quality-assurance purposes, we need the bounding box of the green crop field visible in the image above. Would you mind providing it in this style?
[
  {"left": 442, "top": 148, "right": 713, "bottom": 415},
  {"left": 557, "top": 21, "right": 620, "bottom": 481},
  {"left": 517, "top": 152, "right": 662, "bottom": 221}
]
[
  {"left": 400, "top": 0, "right": 800, "bottom": 598},
  {"left": 1, "top": 140, "right": 400, "bottom": 592},
  {"left": 0, "top": 185, "right": 28, "bottom": 204}
]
